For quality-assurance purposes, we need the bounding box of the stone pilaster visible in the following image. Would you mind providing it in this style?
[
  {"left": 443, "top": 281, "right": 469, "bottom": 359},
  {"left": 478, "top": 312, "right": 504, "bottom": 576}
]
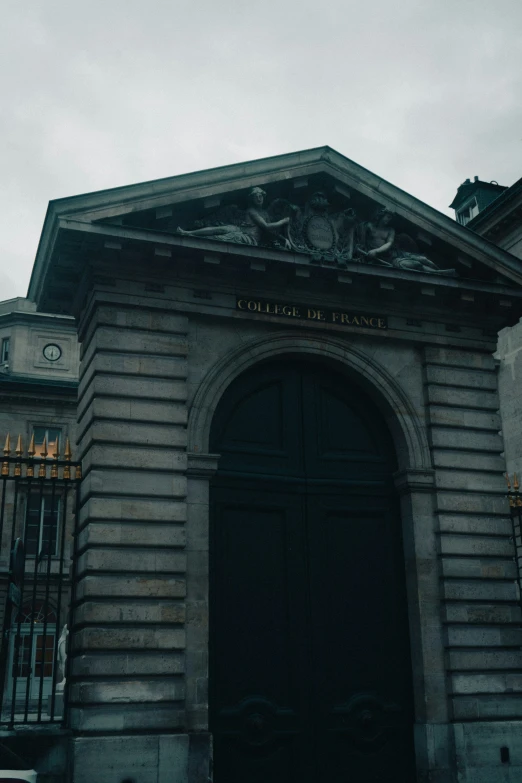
[
  {"left": 423, "top": 345, "right": 522, "bottom": 782},
  {"left": 71, "top": 294, "right": 190, "bottom": 782}
]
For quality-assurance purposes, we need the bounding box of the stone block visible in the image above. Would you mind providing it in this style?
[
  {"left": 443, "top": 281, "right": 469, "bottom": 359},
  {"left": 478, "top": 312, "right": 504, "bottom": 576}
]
[
  {"left": 78, "top": 372, "right": 187, "bottom": 405},
  {"left": 77, "top": 547, "right": 187, "bottom": 575},
  {"left": 80, "top": 468, "right": 187, "bottom": 500},
  {"left": 85, "top": 303, "right": 188, "bottom": 334},
  {"left": 436, "top": 492, "right": 508, "bottom": 515},
  {"left": 440, "top": 534, "right": 514, "bottom": 557},
  {"left": 453, "top": 720, "right": 522, "bottom": 782},
  {"left": 424, "top": 347, "right": 496, "bottom": 370},
  {"left": 158, "top": 734, "right": 189, "bottom": 783},
  {"left": 453, "top": 694, "right": 522, "bottom": 720},
  {"left": 75, "top": 599, "right": 186, "bottom": 624},
  {"left": 438, "top": 514, "right": 511, "bottom": 536},
  {"left": 81, "top": 442, "right": 187, "bottom": 473},
  {"left": 74, "top": 626, "right": 186, "bottom": 651},
  {"left": 78, "top": 395, "right": 187, "bottom": 426},
  {"left": 186, "top": 550, "right": 209, "bottom": 602},
  {"left": 448, "top": 649, "right": 522, "bottom": 670},
  {"left": 75, "top": 573, "right": 186, "bottom": 600},
  {"left": 426, "top": 385, "right": 498, "bottom": 410},
  {"left": 451, "top": 671, "right": 522, "bottom": 694},
  {"left": 428, "top": 406, "right": 500, "bottom": 430},
  {"left": 435, "top": 469, "right": 505, "bottom": 493},
  {"left": 72, "top": 651, "right": 185, "bottom": 677},
  {"left": 78, "top": 418, "right": 187, "bottom": 451},
  {"left": 430, "top": 427, "right": 503, "bottom": 452},
  {"left": 186, "top": 501, "right": 209, "bottom": 551},
  {"left": 441, "top": 556, "right": 516, "bottom": 580},
  {"left": 79, "top": 352, "right": 188, "bottom": 382},
  {"left": 432, "top": 449, "right": 505, "bottom": 472},
  {"left": 69, "top": 677, "right": 185, "bottom": 703},
  {"left": 72, "top": 735, "right": 160, "bottom": 783},
  {"left": 444, "top": 602, "right": 521, "bottom": 624},
  {"left": 69, "top": 703, "right": 185, "bottom": 732},
  {"left": 79, "top": 496, "right": 187, "bottom": 524},
  {"left": 425, "top": 365, "right": 497, "bottom": 390},
  {"left": 85, "top": 325, "right": 189, "bottom": 357},
  {"left": 443, "top": 579, "right": 517, "bottom": 602},
  {"left": 78, "top": 520, "right": 186, "bottom": 549},
  {"left": 446, "top": 625, "right": 522, "bottom": 646}
]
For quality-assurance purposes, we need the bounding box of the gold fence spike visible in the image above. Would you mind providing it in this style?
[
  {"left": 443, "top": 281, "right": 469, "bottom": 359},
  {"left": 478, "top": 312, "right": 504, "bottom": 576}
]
[
  {"left": 506, "top": 473, "right": 512, "bottom": 489},
  {"left": 75, "top": 464, "right": 82, "bottom": 481},
  {"left": 26, "top": 433, "right": 35, "bottom": 477},
  {"left": 514, "top": 472, "right": 520, "bottom": 491},
  {"left": 14, "top": 435, "right": 22, "bottom": 477},
  {"left": 3, "top": 433, "right": 11, "bottom": 457},
  {"left": 63, "top": 438, "right": 72, "bottom": 479},
  {"left": 51, "top": 437, "right": 59, "bottom": 478},
  {"left": 38, "top": 436, "right": 47, "bottom": 478}
]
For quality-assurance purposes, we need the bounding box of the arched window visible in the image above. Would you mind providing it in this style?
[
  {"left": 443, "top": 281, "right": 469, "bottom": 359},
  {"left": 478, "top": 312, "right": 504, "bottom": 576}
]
[{"left": 13, "top": 602, "right": 57, "bottom": 625}]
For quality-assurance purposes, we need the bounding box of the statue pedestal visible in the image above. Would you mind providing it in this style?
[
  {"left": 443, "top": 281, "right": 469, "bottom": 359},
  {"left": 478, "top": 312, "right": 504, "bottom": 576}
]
[{"left": 47, "top": 691, "right": 64, "bottom": 717}]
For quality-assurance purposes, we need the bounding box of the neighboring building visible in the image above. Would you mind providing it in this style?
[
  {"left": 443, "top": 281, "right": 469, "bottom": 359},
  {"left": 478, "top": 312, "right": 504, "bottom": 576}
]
[
  {"left": 468, "top": 177, "right": 522, "bottom": 260},
  {"left": 0, "top": 297, "right": 79, "bottom": 773},
  {"left": 449, "top": 176, "right": 507, "bottom": 227},
  {"left": 4, "top": 148, "right": 522, "bottom": 783},
  {"left": 459, "top": 177, "right": 522, "bottom": 504}
]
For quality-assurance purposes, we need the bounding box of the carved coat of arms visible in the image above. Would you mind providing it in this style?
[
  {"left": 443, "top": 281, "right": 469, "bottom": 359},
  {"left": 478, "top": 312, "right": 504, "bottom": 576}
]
[{"left": 177, "top": 187, "right": 456, "bottom": 276}]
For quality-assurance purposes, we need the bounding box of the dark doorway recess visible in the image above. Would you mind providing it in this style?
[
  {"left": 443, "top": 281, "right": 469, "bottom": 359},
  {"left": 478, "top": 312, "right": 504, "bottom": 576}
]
[{"left": 209, "top": 360, "right": 416, "bottom": 783}]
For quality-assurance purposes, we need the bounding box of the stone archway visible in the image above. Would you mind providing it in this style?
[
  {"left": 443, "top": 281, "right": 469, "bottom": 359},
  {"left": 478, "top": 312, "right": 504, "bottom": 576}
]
[{"left": 185, "top": 331, "right": 445, "bottom": 780}]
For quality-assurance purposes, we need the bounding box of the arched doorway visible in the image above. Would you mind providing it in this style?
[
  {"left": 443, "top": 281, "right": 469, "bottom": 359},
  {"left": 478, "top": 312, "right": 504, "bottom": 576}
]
[{"left": 209, "top": 359, "right": 416, "bottom": 783}]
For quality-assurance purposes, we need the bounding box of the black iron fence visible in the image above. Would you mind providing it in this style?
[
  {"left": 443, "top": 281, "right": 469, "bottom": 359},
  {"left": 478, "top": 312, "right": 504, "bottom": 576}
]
[{"left": 0, "top": 434, "right": 81, "bottom": 727}]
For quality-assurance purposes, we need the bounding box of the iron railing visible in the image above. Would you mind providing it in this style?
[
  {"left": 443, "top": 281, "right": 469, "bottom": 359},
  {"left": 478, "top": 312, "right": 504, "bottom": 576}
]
[{"left": 0, "top": 434, "right": 81, "bottom": 727}]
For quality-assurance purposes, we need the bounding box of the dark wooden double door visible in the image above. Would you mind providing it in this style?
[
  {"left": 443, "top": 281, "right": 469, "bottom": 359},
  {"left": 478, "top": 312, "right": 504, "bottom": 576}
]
[{"left": 210, "top": 361, "right": 415, "bottom": 782}]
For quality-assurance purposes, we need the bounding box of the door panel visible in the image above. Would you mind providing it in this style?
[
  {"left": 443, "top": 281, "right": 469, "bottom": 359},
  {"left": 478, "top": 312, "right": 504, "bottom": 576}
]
[
  {"left": 211, "top": 486, "right": 314, "bottom": 783},
  {"left": 307, "top": 492, "right": 415, "bottom": 783},
  {"left": 210, "top": 361, "right": 415, "bottom": 783},
  {"left": 211, "top": 363, "right": 303, "bottom": 478}
]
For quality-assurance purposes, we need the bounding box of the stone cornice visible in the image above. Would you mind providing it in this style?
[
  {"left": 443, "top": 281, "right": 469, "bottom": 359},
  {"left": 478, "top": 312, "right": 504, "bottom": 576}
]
[
  {"left": 393, "top": 468, "right": 436, "bottom": 495},
  {"left": 186, "top": 452, "right": 221, "bottom": 478}
]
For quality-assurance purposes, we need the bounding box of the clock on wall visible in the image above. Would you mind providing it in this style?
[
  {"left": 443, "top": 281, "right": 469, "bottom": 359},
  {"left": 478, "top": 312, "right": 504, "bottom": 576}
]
[{"left": 43, "top": 343, "right": 62, "bottom": 362}]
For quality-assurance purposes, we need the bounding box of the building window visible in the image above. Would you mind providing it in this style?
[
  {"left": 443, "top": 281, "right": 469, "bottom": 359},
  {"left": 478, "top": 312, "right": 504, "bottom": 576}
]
[
  {"left": 10, "top": 603, "right": 57, "bottom": 703},
  {"left": 25, "top": 494, "right": 60, "bottom": 556},
  {"left": 1, "top": 337, "right": 9, "bottom": 363},
  {"left": 457, "top": 198, "right": 479, "bottom": 226},
  {"left": 33, "top": 426, "right": 61, "bottom": 458}
]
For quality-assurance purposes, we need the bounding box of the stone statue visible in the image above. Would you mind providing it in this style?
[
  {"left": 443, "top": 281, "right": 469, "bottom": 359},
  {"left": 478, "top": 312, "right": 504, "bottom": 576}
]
[
  {"left": 356, "top": 208, "right": 457, "bottom": 276},
  {"left": 177, "top": 187, "right": 292, "bottom": 249},
  {"left": 177, "top": 191, "right": 457, "bottom": 277},
  {"left": 56, "top": 623, "right": 68, "bottom": 692}
]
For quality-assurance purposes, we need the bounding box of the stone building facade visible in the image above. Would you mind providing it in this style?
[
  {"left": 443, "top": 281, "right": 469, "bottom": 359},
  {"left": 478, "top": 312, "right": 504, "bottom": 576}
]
[
  {"left": 4, "top": 147, "right": 522, "bottom": 782},
  {"left": 0, "top": 296, "right": 79, "bottom": 621},
  {"left": 0, "top": 298, "right": 79, "bottom": 774}
]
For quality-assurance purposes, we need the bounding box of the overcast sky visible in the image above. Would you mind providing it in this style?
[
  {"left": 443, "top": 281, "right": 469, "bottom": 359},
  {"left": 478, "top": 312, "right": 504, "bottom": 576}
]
[{"left": 1, "top": 0, "right": 521, "bottom": 300}]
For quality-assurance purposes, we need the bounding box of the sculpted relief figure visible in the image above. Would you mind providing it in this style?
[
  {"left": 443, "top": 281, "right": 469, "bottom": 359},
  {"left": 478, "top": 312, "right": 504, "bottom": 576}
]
[
  {"left": 177, "top": 187, "right": 292, "bottom": 249},
  {"left": 177, "top": 189, "right": 457, "bottom": 277},
  {"left": 356, "top": 208, "right": 457, "bottom": 276}
]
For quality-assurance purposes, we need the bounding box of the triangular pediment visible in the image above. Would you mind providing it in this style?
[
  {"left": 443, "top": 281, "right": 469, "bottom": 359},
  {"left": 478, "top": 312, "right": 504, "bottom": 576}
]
[{"left": 29, "top": 146, "right": 522, "bottom": 310}]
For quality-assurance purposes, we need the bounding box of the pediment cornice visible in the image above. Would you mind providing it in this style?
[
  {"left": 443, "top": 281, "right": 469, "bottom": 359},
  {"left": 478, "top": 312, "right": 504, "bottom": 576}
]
[{"left": 28, "top": 146, "right": 522, "bottom": 311}]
